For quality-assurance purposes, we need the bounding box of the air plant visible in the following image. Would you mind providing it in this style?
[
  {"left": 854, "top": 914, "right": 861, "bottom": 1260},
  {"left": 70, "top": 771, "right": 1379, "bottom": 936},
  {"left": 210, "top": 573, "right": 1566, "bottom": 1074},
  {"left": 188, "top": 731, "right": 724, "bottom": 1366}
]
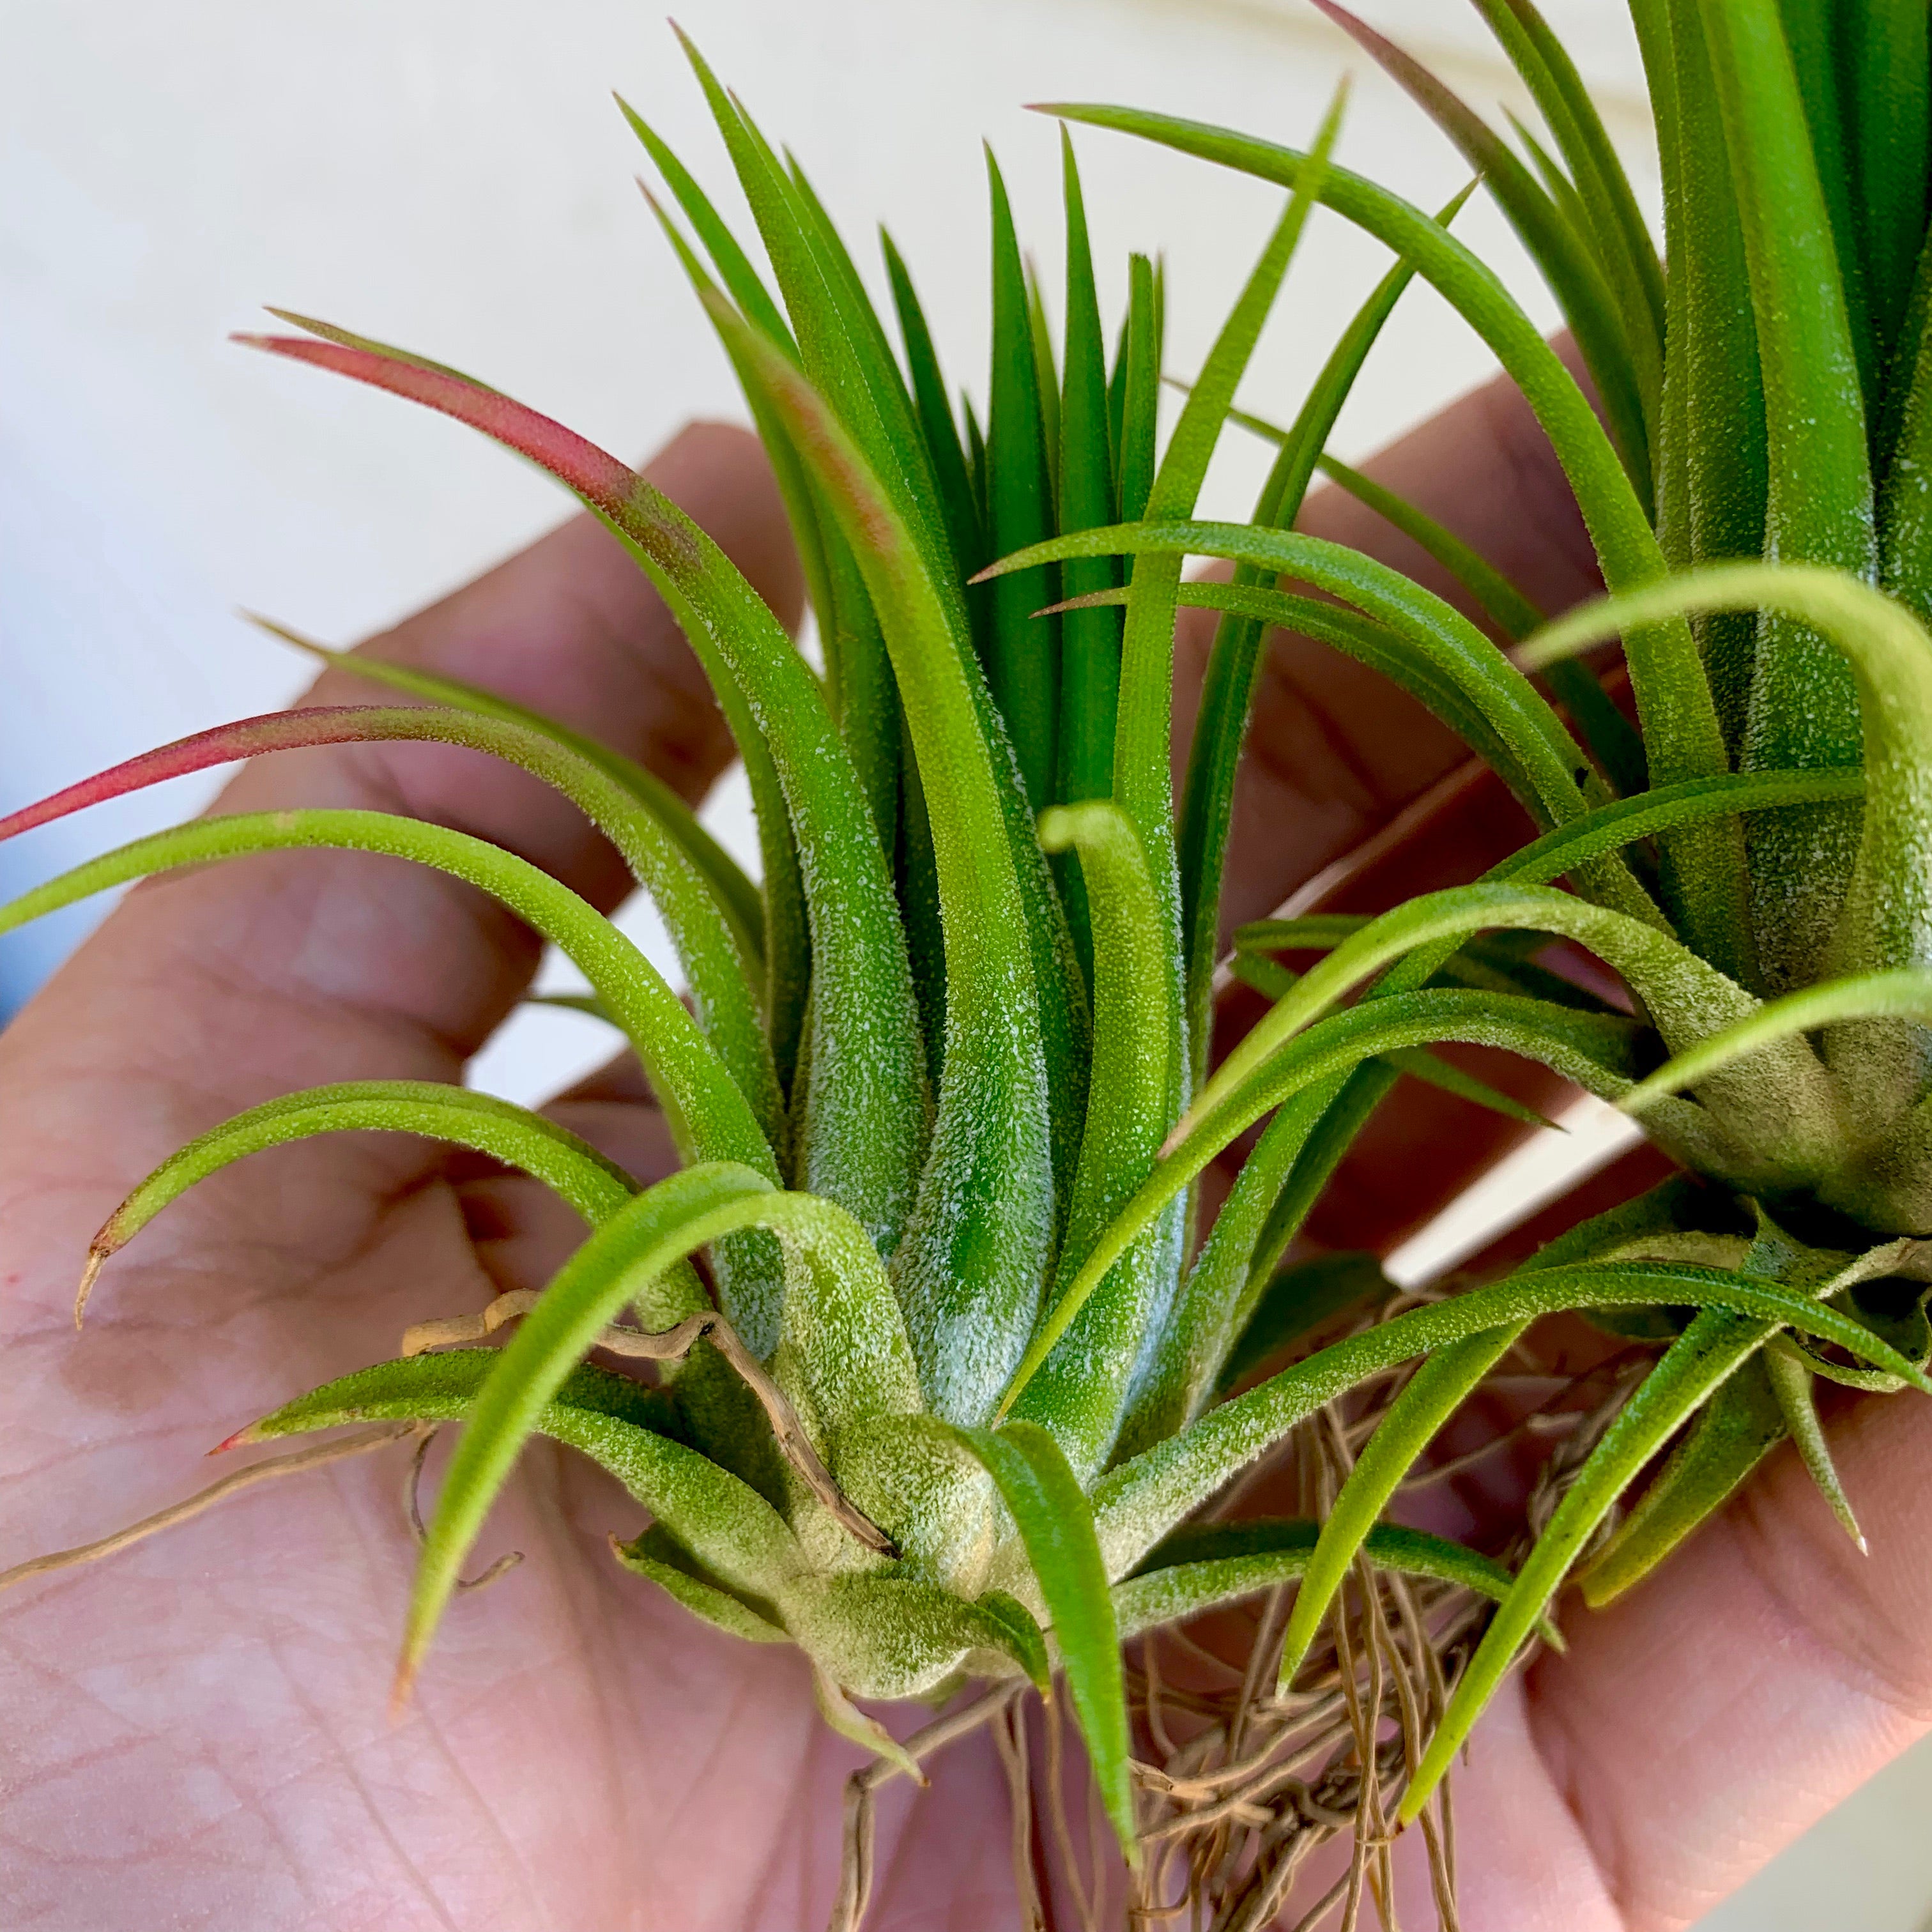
[{"left": 8, "top": 2, "right": 1932, "bottom": 1924}]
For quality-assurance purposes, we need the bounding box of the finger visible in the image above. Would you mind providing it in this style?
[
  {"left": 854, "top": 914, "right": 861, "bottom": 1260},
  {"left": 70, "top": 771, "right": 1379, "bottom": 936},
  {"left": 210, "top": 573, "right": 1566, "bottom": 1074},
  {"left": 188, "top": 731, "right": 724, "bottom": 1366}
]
[
  {"left": 1510, "top": 1383, "right": 1932, "bottom": 1930},
  {"left": 0, "top": 422, "right": 796, "bottom": 1322}
]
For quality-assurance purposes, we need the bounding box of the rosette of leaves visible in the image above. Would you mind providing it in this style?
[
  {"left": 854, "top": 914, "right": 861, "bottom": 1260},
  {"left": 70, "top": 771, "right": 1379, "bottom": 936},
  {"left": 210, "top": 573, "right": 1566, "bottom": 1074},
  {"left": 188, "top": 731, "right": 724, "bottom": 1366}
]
[
  {"left": 8, "top": 9, "right": 1932, "bottom": 1892},
  {"left": 985, "top": 0, "right": 1932, "bottom": 1816}
]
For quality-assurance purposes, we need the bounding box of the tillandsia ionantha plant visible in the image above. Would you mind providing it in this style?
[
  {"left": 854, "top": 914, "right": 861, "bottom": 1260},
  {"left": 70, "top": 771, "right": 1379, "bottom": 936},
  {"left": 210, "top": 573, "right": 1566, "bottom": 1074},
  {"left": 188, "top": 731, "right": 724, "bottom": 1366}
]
[{"left": 12, "top": 2, "right": 1932, "bottom": 1925}]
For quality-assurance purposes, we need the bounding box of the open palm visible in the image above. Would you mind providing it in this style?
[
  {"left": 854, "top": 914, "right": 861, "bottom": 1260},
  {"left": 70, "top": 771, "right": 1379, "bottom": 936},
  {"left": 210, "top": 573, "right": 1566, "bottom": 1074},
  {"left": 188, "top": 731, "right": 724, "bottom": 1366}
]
[{"left": 3, "top": 408, "right": 1928, "bottom": 1932}]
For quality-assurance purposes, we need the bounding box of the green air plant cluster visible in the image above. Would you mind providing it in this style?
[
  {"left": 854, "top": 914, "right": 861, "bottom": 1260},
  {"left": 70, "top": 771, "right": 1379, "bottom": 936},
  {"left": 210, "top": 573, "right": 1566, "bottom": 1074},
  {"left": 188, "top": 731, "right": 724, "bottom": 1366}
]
[{"left": 12, "top": 0, "right": 1932, "bottom": 1894}]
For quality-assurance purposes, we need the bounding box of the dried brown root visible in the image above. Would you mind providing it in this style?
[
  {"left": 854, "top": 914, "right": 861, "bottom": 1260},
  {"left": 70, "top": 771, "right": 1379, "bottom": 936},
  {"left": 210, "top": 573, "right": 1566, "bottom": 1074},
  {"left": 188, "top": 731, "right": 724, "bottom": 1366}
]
[
  {"left": 404, "top": 1294, "right": 898, "bottom": 1558},
  {"left": 828, "top": 1680, "right": 1027, "bottom": 1932},
  {"left": 0, "top": 1421, "right": 424, "bottom": 1595},
  {"left": 403, "top": 1429, "right": 524, "bottom": 1593},
  {"left": 1105, "top": 1316, "right": 1648, "bottom": 1931}
]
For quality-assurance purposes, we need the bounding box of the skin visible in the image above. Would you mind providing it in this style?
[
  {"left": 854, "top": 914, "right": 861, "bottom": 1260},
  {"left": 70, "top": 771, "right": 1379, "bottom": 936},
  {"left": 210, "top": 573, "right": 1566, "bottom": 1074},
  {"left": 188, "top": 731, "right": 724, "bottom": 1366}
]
[{"left": 1, "top": 397, "right": 1926, "bottom": 1932}]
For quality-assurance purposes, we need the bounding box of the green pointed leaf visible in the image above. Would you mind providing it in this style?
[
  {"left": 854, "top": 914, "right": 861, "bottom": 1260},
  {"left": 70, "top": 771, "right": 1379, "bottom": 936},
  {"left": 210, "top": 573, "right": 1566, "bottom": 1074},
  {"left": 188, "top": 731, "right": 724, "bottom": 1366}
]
[
  {"left": 1276, "top": 1330, "right": 1519, "bottom": 1689},
  {"left": 1765, "top": 1343, "right": 1865, "bottom": 1547},
  {"left": 239, "top": 324, "right": 928, "bottom": 1285},
  {"left": 985, "top": 146, "right": 1060, "bottom": 811},
  {"left": 1176, "top": 187, "right": 1471, "bottom": 1080},
  {"left": 1579, "top": 1356, "right": 1786, "bottom": 1606},
  {"left": 1054, "top": 128, "right": 1123, "bottom": 825},
  {"left": 1312, "top": 1, "right": 1651, "bottom": 503},
  {"left": 1116, "top": 1517, "right": 1529, "bottom": 1643},
  {"left": 256, "top": 620, "right": 764, "bottom": 965},
  {"left": 0, "top": 808, "right": 776, "bottom": 1172},
  {"left": 1470, "top": 0, "right": 1667, "bottom": 426},
  {"left": 86, "top": 1080, "right": 638, "bottom": 1317},
  {"left": 237, "top": 1347, "right": 799, "bottom": 1601},
  {"left": 1090, "top": 1256, "right": 1932, "bottom": 1586},
  {"left": 1037, "top": 102, "right": 1725, "bottom": 792},
  {"left": 944, "top": 1419, "right": 1136, "bottom": 1862},
  {"left": 0, "top": 698, "right": 781, "bottom": 1154}
]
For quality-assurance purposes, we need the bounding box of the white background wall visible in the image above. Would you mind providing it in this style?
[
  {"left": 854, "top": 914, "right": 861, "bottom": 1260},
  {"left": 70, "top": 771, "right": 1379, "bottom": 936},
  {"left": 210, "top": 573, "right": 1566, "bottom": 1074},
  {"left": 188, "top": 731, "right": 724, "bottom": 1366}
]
[{"left": 2, "top": 3, "right": 1925, "bottom": 1924}]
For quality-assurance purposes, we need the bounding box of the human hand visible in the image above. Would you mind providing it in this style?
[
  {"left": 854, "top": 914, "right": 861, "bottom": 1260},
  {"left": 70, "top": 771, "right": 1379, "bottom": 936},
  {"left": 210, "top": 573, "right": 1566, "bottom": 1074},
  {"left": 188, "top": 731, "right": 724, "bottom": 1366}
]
[{"left": 1, "top": 390, "right": 1919, "bottom": 1932}]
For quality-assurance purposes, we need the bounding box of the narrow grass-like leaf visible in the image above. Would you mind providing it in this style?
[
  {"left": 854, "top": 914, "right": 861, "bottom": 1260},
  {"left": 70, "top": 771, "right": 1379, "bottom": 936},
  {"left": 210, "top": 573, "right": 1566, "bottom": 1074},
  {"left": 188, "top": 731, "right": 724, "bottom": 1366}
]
[
  {"left": 1110, "top": 88, "right": 1344, "bottom": 1104},
  {"left": 257, "top": 620, "right": 764, "bottom": 963},
  {"left": 0, "top": 807, "right": 776, "bottom": 1172},
  {"left": 1089, "top": 1258, "right": 1932, "bottom": 1583},
  {"left": 1276, "top": 1330, "right": 1521, "bottom": 1690},
  {"left": 1113, "top": 1518, "right": 1523, "bottom": 1641},
  {"left": 615, "top": 95, "right": 796, "bottom": 353},
  {"left": 239, "top": 326, "right": 929, "bottom": 1271},
  {"left": 1176, "top": 191, "right": 1468, "bottom": 1078},
  {"left": 944, "top": 1420, "right": 1136, "bottom": 1862},
  {"left": 1399, "top": 1253, "right": 1896, "bottom": 1821},
  {"left": 1036, "top": 100, "right": 1737, "bottom": 935},
  {"left": 1578, "top": 1356, "right": 1786, "bottom": 1606},
  {"left": 715, "top": 307, "right": 1072, "bottom": 1422},
  {"left": 404, "top": 1165, "right": 920, "bottom": 1690},
  {"left": 1312, "top": 1, "right": 1651, "bottom": 503},
  {"left": 1469, "top": 0, "right": 1667, "bottom": 413},
  {"left": 985, "top": 147, "right": 1060, "bottom": 810},
  {"left": 676, "top": 41, "right": 935, "bottom": 551},
  {"left": 82, "top": 1080, "right": 638, "bottom": 1323},
  {"left": 1765, "top": 1342, "right": 1866, "bottom": 1547},
  {"left": 881, "top": 230, "right": 985, "bottom": 589},
  {"left": 1115, "top": 253, "right": 1160, "bottom": 524},
  {"left": 1018, "top": 803, "right": 1179, "bottom": 1476},
  {"left": 1055, "top": 128, "right": 1122, "bottom": 822},
  {"left": 0, "top": 702, "right": 781, "bottom": 1151}
]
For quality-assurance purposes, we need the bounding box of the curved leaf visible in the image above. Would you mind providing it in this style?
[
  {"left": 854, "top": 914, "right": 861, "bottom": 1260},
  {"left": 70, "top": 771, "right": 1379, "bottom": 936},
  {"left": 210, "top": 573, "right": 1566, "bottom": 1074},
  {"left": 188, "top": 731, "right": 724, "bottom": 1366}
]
[
  {"left": 1312, "top": 0, "right": 1651, "bottom": 502},
  {"left": 238, "top": 323, "right": 928, "bottom": 1279},
  {"left": 944, "top": 1419, "right": 1136, "bottom": 1862},
  {"left": 1177, "top": 194, "right": 1464, "bottom": 1077},
  {"left": 81, "top": 1079, "right": 639, "bottom": 1324},
  {"left": 1091, "top": 1257, "right": 1932, "bottom": 1584},
  {"left": 0, "top": 808, "right": 776, "bottom": 1176},
  {"left": 235, "top": 1347, "right": 799, "bottom": 1600},
  {"left": 0, "top": 703, "right": 780, "bottom": 1153},
  {"left": 1114, "top": 1517, "right": 1527, "bottom": 1642},
  {"left": 1526, "top": 566, "right": 1932, "bottom": 1001},
  {"left": 254, "top": 618, "right": 764, "bottom": 960},
  {"left": 402, "top": 1166, "right": 921, "bottom": 1690},
  {"left": 1032, "top": 102, "right": 1726, "bottom": 802}
]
